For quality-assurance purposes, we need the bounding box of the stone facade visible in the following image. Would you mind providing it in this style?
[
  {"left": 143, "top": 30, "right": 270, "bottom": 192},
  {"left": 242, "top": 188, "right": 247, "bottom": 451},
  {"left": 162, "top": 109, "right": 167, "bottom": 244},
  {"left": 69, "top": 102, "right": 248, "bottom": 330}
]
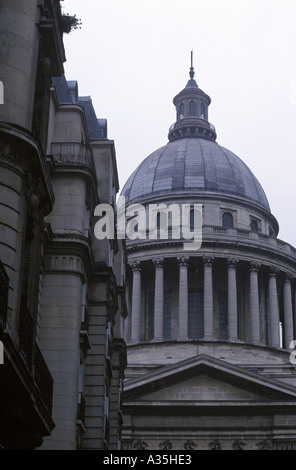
[
  {"left": 0, "top": 0, "right": 126, "bottom": 450},
  {"left": 121, "top": 61, "right": 296, "bottom": 450}
]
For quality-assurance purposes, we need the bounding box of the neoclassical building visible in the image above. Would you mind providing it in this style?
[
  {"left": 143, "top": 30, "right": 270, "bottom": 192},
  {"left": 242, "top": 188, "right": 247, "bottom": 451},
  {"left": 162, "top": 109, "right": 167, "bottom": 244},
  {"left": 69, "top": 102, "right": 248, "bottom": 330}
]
[
  {"left": 0, "top": 0, "right": 127, "bottom": 450},
  {"left": 121, "top": 60, "right": 296, "bottom": 450}
]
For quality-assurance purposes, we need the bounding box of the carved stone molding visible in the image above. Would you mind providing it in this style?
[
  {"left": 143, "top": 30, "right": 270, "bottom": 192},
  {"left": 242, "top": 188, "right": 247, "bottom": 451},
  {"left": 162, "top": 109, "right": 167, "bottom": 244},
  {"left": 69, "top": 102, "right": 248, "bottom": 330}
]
[
  {"left": 184, "top": 440, "right": 197, "bottom": 450},
  {"left": 133, "top": 439, "right": 148, "bottom": 450},
  {"left": 0, "top": 141, "right": 28, "bottom": 170},
  {"left": 285, "top": 272, "right": 294, "bottom": 283},
  {"left": 159, "top": 440, "right": 172, "bottom": 450},
  {"left": 177, "top": 256, "right": 189, "bottom": 267},
  {"left": 129, "top": 260, "right": 141, "bottom": 272},
  {"left": 256, "top": 440, "right": 272, "bottom": 450},
  {"left": 46, "top": 254, "right": 84, "bottom": 277},
  {"left": 250, "top": 260, "right": 261, "bottom": 273},
  {"left": 227, "top": 257, "right": 239, "bottom": 269},
  {"left": 153, "top": 258, "right": 164, "bottom": 270},
  {"left": 202, "top": 255, "right": 215, "bottom": 267},
  {"left": 208, "top": 439, "right": 221, "bottom": 450},
  {"left": 269, "top": 265, "right": 279, "bottom": 278},
  {"left": 232, "top": 439, "right": 246, "bottom": 450}
]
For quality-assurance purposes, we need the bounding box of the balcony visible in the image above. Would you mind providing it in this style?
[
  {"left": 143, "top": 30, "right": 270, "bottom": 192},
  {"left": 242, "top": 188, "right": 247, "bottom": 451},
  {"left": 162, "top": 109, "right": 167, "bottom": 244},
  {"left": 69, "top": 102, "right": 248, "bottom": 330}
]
[
  {"left": 51, "top": 142, "right": 96, "bottom": 174},
  {"left": 19, "top": 297, "right": 53, "bottom": 414}
]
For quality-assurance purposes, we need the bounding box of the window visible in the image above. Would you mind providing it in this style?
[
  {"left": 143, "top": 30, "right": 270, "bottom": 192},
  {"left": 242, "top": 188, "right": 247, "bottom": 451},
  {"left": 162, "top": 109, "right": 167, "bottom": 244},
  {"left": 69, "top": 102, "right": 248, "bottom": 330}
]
[
  {"left": 222, "top": 212, "right": 234, "bottom": 228},
  {"left": 218, "top": 292, "right": 228, "bottom": 340},
  {"left": 147, "top": 291, "right": 154, "bottom": 340},
  {"left": 189, "top": 100, "right": 196, "bottom": 116},
  {"left": 200, "top": 101, "right": 205, "bottom": 119},
  {"left": 163, "top": 292, "right": 171, "bottom": 340},
  {"left": 179, "top": 102, "right": 185, "bottom": 118},
  {"left": 250, "top": 219, "right": 258, "bottom": 232},
  {"left": 188, "top": 291, "right": 204, "bottom": 339},
  {"left": 269, "top": 226, "right": 274, "bottom": 237},
  {"left": 147, "top": 291, "right": 171, "bottom": 340}
]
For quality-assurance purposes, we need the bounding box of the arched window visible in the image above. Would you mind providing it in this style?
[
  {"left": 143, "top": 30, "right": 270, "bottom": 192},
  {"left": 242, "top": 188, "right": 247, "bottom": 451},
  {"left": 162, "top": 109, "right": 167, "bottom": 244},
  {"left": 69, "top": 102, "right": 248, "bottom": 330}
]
[
  {"left": 222, "top": 212, "right": 233, "bottom": 228},
  {"left": 250, "top": 220, "right": 258, "bottom": 232},
  {"left": 179, "top": 102, "right": 185, "bottom": 118},
  {"left": 189, "top": 100, "right": 196, "bottom": 116},
  {"left": 200, "top": 101, "right": 205, "bottom": 119}
]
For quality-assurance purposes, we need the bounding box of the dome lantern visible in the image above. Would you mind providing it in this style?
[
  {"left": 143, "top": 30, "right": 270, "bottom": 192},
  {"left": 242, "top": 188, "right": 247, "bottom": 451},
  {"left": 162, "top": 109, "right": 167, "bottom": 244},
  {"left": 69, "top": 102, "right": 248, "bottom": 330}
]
[{"left": 168, "top": 52, "right": 216, "bottom": 142}]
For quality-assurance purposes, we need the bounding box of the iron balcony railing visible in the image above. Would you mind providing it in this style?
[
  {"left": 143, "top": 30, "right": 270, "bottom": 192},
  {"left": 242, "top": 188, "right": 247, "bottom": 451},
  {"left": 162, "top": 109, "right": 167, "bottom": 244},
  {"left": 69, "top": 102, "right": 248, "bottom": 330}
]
[
  {"left": 0, "top": 260, "right": 9, "bottom": 330},
  {"left": 51, "top": 142, "right": 96, "bottom": 175},
  {"left": 19, "top": 297, "right": 34, "bottom": 369},
  {"left": 34, "top": 343, "right": 54, "bottom": 413},
  {"left": 19, "top": 296, "right": 53, "bottom": 414}
]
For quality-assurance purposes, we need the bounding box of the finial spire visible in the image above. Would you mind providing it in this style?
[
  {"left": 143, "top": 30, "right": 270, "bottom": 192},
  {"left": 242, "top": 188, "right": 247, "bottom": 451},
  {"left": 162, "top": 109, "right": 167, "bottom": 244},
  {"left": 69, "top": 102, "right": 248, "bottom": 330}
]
[{"left": 189, "top": 50, "right": 195, "bottom": 79}]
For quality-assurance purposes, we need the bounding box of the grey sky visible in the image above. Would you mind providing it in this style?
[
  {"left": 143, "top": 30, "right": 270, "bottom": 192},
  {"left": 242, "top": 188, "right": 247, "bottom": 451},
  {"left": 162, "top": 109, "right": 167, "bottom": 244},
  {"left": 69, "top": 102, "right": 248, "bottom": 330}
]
[{"left": 62, "top": 0, "right": 296, "bottom": 247}]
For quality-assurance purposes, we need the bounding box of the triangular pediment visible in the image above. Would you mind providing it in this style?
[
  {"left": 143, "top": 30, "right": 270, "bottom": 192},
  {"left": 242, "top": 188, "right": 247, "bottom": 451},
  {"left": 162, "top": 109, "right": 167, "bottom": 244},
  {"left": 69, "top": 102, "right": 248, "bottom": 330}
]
[
  {"left": 124, "top": 354, "right": 296, "bottom": 404},
  {"left": 139, "top": 373, "right": 265, "bottom": 402}
]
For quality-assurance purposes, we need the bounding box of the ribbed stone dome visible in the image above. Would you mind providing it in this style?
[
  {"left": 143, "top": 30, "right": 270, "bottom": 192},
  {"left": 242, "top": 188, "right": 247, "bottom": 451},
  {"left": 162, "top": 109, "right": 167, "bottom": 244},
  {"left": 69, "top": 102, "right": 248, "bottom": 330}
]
[{"left": 121, "top": 137, "right": 270, "bottom": 211}]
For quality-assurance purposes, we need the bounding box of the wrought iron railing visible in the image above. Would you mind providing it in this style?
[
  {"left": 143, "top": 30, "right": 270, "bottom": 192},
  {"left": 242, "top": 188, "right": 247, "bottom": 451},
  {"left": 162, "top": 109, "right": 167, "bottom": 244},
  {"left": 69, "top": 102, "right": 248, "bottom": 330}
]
[
  {"left": 51, "top": 142, "right": 96, "bottom": 175},
  {"left": 19, "top": 296, "right": 53, "bottom": 413},
  {"left": 19, "top": 297, "right": 34, "bottom": 370},
  {"left": 0, "top": 260, "right": 9, "bottom": 329},
  {"left": 34, "top": 343, "right": 54, "bottom": 413}
]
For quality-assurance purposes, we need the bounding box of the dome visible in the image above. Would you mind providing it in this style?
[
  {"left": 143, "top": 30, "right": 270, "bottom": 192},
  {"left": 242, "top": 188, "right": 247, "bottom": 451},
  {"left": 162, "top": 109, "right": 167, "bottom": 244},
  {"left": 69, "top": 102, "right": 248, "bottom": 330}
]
[{"left": 121, "top": 137, "right": 270, "bottom": 212}]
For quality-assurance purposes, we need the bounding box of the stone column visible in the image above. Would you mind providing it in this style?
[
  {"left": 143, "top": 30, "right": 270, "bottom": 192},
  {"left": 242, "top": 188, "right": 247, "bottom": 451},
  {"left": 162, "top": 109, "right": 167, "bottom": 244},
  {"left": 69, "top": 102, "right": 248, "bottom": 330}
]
[
  {"left": 153, "top": 258, "right": 164, "bottom": 341},
  {"left": 283, "top": 273, "right": 294, "bottom": 349},
  {"left": 269, "top": 266, "right": 280, "bottom": 348},
  {"left": 249, "top": 261, "right": 261, "bottom": 344},
  {"left": 203, "top": 255, "right": 215, "bottom": 340},
  {"left": 178, "top": 256, "right": 189, "bottom": 341},
  {"left": 227, "top": 257, "right": 239, "bottom": 341},
  {"left": 130, "top": 261, "right": 141, "bottom": 343}
]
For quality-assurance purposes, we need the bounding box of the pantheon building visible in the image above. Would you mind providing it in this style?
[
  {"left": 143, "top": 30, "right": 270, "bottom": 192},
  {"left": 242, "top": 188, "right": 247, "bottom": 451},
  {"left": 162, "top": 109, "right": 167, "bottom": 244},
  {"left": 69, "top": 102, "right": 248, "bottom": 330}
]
[{"left": 121, "top": 61, "right": 296, "bottom": 451}]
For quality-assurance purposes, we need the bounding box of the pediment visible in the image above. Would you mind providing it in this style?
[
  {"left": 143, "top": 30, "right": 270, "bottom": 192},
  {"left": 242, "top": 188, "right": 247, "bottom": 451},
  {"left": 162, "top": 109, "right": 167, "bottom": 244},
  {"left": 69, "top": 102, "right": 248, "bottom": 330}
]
[{"left": 124, "top": 354, "right": 296, "bottom": 404}]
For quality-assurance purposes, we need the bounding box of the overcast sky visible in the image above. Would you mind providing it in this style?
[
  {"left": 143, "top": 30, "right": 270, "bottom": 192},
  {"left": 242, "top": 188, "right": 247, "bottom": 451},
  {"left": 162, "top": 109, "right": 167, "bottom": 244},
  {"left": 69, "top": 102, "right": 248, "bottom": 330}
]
[{"left": 62, "top": 0, "right": 296, "bottom": 248}]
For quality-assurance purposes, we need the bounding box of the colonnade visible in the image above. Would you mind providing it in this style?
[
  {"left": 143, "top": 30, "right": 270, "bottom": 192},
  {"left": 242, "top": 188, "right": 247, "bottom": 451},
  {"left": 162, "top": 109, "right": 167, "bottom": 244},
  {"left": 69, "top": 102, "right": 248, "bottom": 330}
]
[{"left": 129, "top": 256, "right": 295, "bottom": 350}]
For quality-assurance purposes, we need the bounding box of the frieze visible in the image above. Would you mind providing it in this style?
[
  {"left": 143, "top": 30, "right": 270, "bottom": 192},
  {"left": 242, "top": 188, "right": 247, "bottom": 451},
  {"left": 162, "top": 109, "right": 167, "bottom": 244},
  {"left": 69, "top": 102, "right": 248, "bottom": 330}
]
[
  {"left": 130, "top": 438, "right": 280, "bottom": 450},
  {"left": 0, "top": 141, "right": 28, "bottom": 170}
]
